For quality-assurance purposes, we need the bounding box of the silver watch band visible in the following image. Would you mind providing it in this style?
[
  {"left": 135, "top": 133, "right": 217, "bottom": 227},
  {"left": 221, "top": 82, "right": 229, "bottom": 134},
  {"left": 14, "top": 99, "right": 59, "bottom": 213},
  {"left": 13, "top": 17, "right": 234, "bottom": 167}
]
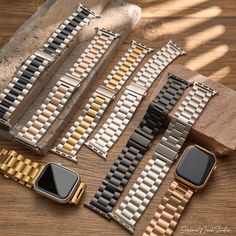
[
  {"left": 15, "top": 28, "right": 119, "bottom": 149},
  {"left": 51, "top": 41, "right": 153, "bottom": 162},
  {"left": 0, "top": 4, "right": 97, "bottom": 127},
  {"left": 110, "top": 82, "right": 217, "bottom": 233},
  {"left": 86, "top": 41, "right": 185, "bottom": 159}
]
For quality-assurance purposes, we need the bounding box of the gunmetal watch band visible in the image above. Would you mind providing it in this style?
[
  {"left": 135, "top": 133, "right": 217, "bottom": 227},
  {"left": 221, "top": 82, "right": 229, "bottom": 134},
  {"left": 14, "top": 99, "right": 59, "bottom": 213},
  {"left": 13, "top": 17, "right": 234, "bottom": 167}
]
[
  {"left": 86, "top": 41, "right": 185, "bottom": 159},
  {"left": 84, "top": 74, "right": 190, "bottom": 219},
  {"left": 0, "top": 148, "right": 87, "bottom": 205},
  {"left": 15, "top": 28, "right": 119, "bottom": 149},
  {"left": 0, "top": 4, "right": 97, "bottom": 127},
  {"left": 143, "top": 180, "right": 193, "bottom": 236},
  {"left": 109, "top": 82, "right": 217, "bottom": 233},
  {"left": 51, "top": 41, "right": 153, "bottom": 162}
]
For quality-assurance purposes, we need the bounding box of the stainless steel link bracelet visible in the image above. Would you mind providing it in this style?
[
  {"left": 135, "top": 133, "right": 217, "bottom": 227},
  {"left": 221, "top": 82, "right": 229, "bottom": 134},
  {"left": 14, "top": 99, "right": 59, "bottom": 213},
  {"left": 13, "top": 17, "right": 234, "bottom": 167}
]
[
  {"left": 51, "top": 41, "right": 153, "bottom": 162},
  {"left": 14, "top": 28, "right": 119, "bottom": 150},
  {"left": 86, "top": 41, "right": 185, "bottom": 159},
  {"left": 85, "top": 74, "right": 190, "bottom": 220},
  {"left": 0, "top": 4, "right": 98, "bottom": 128},
  {"left": 110, "top": 82, "right": 217, "bottom": 233}
]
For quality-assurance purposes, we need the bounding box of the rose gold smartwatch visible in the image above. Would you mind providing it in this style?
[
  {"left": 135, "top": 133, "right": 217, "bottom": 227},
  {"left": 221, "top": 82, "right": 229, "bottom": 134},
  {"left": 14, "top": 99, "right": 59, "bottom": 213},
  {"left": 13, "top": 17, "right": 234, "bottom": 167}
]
[{"left": 143, "top": 145, "right": 217, "bottom": 236}]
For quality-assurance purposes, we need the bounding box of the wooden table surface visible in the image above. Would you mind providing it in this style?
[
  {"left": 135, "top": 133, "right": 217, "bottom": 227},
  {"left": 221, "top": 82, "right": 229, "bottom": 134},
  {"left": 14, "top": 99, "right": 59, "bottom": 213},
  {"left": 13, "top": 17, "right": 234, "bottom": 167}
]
[{"left": 0, "top": 1, "right": 235, "bottom": 236}]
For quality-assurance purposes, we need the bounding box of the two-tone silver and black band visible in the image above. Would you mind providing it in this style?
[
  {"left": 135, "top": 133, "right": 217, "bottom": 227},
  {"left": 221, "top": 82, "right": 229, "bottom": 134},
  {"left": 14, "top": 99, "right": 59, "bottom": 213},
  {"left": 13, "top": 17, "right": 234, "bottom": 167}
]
[
  {"left": 15, "top": 28, "right": 119, "bottom": 149},
  {"left": 0, "top": 4, "right": 98, "bottom": 127},
  {"left": 86, "top": 41, "right": 185, "bottom": 159},
  {"left": 51, "top": 41, "right": 153, "bottom": 162},
  {"left": 109, "top": 82, "right": 217, "bottom": 233},
  {"left": 84, "top": 74, "right": 190, "bottom": 220}
]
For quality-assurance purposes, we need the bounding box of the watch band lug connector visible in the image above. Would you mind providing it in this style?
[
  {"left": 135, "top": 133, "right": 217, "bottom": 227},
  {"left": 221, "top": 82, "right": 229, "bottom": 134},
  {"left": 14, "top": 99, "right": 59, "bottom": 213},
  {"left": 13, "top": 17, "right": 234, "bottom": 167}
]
[
  {"left": 78, "top": 4, "right": 100, "bottom": 18},
  {"left": 194, "top": 82, "right": 218, "bottom": 96},
  {"left": 96, "top": 27, "right": 120, "bottom": 39},
  {"left": 132, "top": 40, "right": 154, "bottom": 52},
  {"left": 0, "top": 118, "right": 11, "bottom": 128},
  {"left": 168, "top": 40, "right": 186, "bottom": 55},
  {"left": 70, "top": 182, "right": 87, "bottom": 205}
]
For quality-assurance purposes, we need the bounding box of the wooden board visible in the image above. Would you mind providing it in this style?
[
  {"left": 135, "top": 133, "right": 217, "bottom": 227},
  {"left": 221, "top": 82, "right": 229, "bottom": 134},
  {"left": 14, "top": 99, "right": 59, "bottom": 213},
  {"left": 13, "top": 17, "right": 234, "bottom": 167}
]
[{"left": 0, "top": 1, "right": 235, "bottom": 236}]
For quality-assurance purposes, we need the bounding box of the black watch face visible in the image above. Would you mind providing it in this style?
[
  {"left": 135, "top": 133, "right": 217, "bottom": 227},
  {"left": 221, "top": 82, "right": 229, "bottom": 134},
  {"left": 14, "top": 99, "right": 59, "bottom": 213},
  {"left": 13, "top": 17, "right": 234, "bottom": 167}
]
[
  {"left": 176, "top": 146, "right": 216, "bottom": 187},
  {"left": 35, "top": 163, "right": 79, "bottom": 200}
]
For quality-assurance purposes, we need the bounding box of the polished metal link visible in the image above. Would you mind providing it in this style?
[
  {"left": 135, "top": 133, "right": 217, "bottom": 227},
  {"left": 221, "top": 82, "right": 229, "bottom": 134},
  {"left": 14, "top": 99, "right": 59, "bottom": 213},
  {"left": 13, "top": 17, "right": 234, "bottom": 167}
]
[
  {"left": 15, "top": 28, "right": 119, "bottom": 149},
  {"left": 0, "top": 4, "right": 97, "bottom": 127},
  {"left": 86, "top": 41, "right": 185, "bottom": 159},
  {"left": 0, "top": 149, "right": 44, "bottom": 188},
  {"left": 85, "top": 75, "right": 190, "bottom": 220},
  {"left": 143, "top": 181, "right": 193, "bottom": 236},
  {"left": 109, "top": 82, "right": 217, "bottom": 233},
  {"left": 51, "top": 41, "right": 153, "bottom": 162}
]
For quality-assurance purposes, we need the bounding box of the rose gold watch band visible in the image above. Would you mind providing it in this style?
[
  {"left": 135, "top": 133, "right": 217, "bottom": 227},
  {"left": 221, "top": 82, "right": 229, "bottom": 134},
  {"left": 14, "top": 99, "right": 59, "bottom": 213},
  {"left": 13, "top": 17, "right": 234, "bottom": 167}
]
[{"left": 143, "top": 181, "right": 193, "bottom": 236}]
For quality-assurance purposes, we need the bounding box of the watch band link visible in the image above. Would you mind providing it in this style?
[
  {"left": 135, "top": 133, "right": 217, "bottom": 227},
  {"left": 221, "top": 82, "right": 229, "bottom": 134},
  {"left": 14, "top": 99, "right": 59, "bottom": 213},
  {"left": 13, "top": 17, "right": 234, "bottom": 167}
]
[
  {"left": 0, "top": 4, "right": 97, "bottom": 127},
  {"left": 43, "top": 4, "right": 98, "bottom": 56},
  {"left": 85, "top": 75, "right": 190, "bottom": 219},
  {"left": 0, "top": 149, "right": 44, "bottom": 188},
  {"left": 110, "top": 82, "right": 217, "bottom": 233},
  {"left": 51, "top": 41, "right": 153, "bottom": 162},
  {"left": 15, "top": 28, "right": 119, "bottom": 149},
  {"left": 143, "top": 181, "right": 193, "bottom": 236},
  {"left": 86, "top": 41, "right": 185, "bottom": 159}
]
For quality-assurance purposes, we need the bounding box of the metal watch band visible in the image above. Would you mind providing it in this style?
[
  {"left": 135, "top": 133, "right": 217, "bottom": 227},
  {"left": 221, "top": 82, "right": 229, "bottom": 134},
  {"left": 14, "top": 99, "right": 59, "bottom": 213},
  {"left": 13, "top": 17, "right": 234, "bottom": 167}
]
[
  {"left": 0, "top": 148, "right": 86, "bottom": 205},
  {"left": 86, "top": 41, "right": 185, "bottom": 159},
  {"left": 109, "top": 82, "right": 217, "bottom": 233},
  {"left": 84, "top": 75, "right": 190, "bottom": 219},
  {"left": 143, "top": 181, "right": 193, "bottom": 236},
  {"left": 0, "top": 149, "right": 44, "bottom": 188},
  {"left": 51, "top": 41, "right": 153, "bottom": 162},
  {"left": 0, "top": 4, "right": 97, "bottom": 127},
  {"left": 15, "top": 28, "right": 119, "bottom": 149}
]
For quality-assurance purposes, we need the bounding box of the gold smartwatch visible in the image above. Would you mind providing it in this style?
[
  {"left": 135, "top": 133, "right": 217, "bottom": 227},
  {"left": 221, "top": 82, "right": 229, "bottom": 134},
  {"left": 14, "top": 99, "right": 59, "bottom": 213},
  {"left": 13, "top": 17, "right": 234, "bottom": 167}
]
[
  {"left": 143, "top": 145, "right": 217, "bottom": 236},
  {"left": 0, "top": 149, "right": 86, "bottom": 205}
]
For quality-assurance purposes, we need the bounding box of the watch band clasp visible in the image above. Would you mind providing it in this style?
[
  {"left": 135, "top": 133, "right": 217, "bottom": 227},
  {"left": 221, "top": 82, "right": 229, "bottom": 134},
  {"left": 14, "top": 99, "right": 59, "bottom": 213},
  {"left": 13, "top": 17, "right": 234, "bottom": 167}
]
[
  {"left": 127, "top": 82, "right": 147, "bottom": 97},
  {"left": 96, "top": 85, "right": 116, "bottom": 99},
  {"left": 109, "top": 212, "right": 134, "bottom": 234},
  {"left": 61, "top": 73, "right": 83, "bottom": 88},
  {"left": 35, "top": 50, "right": 55, "bottom": 63}
]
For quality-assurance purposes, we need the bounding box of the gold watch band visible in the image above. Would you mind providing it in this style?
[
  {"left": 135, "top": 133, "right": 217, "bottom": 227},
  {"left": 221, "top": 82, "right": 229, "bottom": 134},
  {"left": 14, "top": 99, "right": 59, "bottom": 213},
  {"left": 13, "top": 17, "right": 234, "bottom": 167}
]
[
  {"left": 143, "top": 180, "right": 193, "bottom": 236},
  {"left": 0, "top": 149, "right": 44, "bottom": 189},
  {"left": 0, "top": 148, "right": 86, "bottom": 205}
]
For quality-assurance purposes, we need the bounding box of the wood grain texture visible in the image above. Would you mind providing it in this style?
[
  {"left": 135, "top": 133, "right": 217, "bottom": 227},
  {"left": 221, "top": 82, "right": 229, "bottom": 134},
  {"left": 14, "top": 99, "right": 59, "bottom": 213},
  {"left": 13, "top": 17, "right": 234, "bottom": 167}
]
[{"left": 0, "top": 1, "right": 235, "bottom": 236}]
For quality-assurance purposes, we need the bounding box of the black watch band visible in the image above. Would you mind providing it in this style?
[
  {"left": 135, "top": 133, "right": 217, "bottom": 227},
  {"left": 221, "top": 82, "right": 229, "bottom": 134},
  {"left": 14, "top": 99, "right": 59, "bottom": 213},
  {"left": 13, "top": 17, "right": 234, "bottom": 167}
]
[
  {"left": 0, "top": 4, "right": 97, "bottom": 127},
  {"left": 85, "top": 74, "right": 190, "bottom": 219}
]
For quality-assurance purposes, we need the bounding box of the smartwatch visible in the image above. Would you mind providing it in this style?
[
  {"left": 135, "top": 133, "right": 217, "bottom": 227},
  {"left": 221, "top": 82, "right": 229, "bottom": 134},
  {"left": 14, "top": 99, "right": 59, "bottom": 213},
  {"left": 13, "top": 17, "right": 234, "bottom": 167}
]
[
  {"left": 0, "top": 149, "right": 86, "bottom": 205},
  {"left": 143, "top": 145, "right": 217, "bottom": 236}
]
